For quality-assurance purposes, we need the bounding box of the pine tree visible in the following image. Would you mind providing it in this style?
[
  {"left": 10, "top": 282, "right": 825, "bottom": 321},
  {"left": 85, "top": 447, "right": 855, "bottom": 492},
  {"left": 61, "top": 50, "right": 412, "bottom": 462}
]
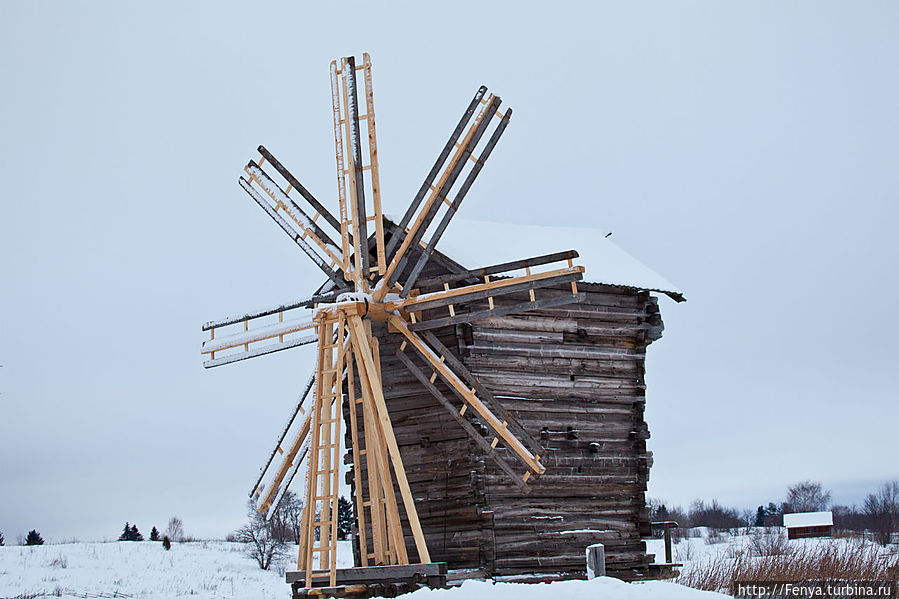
[
  {"left": 0, "top": 531, "right": 5, "bottom": 546},
  {"left": 130, "top": 524, "right": 144, "bottom": 541},
  {"left": 25, "top": 529, "right": 44, "bottom": 546},
  {"left": 755, "top": 506, "right": 766, "bottom": 527},
  {"left": 118, "top": 522, "right": 133, "bottom": 541},
  {"left": 162, "top": 536, "right": 171, "bottom": 550},
  {"left": 337, "top": 497, "right": 353, "bottom": 541},
  {"left": 150, "top": 526, "right": 160, "bottom": 542}
]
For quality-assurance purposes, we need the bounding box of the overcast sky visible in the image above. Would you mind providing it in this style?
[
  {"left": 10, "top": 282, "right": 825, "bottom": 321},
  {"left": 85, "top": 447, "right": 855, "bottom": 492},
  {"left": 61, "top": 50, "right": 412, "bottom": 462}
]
[{"left": 2, "top": 1, "right": 897, "bottom": 542}]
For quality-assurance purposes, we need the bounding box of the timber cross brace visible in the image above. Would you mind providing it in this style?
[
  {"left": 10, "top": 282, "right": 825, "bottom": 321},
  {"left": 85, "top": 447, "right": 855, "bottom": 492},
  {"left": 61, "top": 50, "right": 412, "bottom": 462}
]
[{"left": 199, "top": 54, "right": 588, "bottom": 588}]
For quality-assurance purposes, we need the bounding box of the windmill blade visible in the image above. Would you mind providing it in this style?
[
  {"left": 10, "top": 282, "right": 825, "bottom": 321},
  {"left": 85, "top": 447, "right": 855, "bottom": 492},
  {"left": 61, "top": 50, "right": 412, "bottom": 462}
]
[
  {"left": 345, "top": 313, "right": 431, "bottom": 564},
  {"left": 387, "top": 314, "right": 545, "bottom": 481},
  {"left": 417, "top": 330, "right": 544, "bottom": 460},
  {"left": 256, "top": 145, "right": 343, "bottom": 235},
  {"left": 383, "top": 86, "right": 487, "bottom": 265},
  {"left": 398, "top": 260, "right": 584, "bottom": 317},
  {"left": 394, "top": 346, "right": 530, "bottom": 492},
  {"left": 400, "top": 107, "right": 512, "bottom": 297},
  {"left": 249, "top": 373, "right": 315, "bottom": 501},
  {"left": 378, "top": 95, "right": 502, "bottom": 298},
  {"left": 244, "top": 161, "right": 345, "bottom": 268},
  {"left": 343, "top": 55, "right": 370, "bottom": 279},
  {"left": 238, "top": 177, "right": 348, "bottom": 290},
  {"left": 201, "top": 297, "right": 327, "bottom": 368},
  {"left": 411, "top": 250, "right": 578, "bottom": 292},
  {"left": 257, "top": 411, "right": 312, "bottom": 516}
]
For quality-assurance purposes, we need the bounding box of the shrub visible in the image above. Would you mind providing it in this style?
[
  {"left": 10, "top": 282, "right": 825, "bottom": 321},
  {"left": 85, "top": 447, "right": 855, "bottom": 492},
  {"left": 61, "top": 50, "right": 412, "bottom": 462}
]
[{"left": 162, "top": 536, "right": 171, "bottom": 550}]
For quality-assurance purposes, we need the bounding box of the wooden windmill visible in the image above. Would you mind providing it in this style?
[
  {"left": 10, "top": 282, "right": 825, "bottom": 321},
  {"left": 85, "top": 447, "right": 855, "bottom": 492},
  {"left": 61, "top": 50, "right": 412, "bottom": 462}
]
[{"left": 200, "top": 54, "right": 587, "bottom": 588}]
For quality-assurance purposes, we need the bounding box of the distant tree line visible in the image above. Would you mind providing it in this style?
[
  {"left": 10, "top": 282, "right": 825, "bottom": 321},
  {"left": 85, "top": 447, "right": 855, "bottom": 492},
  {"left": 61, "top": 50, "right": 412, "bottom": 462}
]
[{"left": 649, "top": 480, "right": 899, "bottom": 546}]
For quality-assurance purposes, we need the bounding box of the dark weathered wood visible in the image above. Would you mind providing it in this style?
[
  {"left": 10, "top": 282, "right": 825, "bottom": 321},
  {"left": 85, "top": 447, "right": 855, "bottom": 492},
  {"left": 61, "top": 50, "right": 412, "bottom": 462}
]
[
  {"left": 387, "top": 96, "right": 502, "bottom": 289},
  {"left": 414, "top": 250, "right": 579, "bottom": 291},
  {"left": 202, "top": 291, "right": 339, "bottom": 331},
  {"left": 257, "top": 145, "right": 344, "bottom": 235},
  {"left": 239, "top": 177, "right": 348, "bottom": 290},
  {"left": 395, "top": 346, "right": 529, "bottom": 492},
  {"left": 249, "top": 374, "right": 315, "bottom": 498},
  {"left": 286, "top": 562, "right": 447, "bottom": 585},
  {"left": 418, "top": 330, "right": 544, "bottom": 460},
  {"left": 410, "top": 293, "right": 586, "bottom": 332},
  {"left": 203, "top": 333, "right": 317, "bottom": 368},
  {"left": 384, "top": 86, "right": 487, "bottom": 264},
  {"left": 343, "top": 56, "right": 369, "bottom": 276},
  {"left": 410, "top": 271, "right": 583, "bottom": 314},
  {"left": 401, "top": 108, "right": 513, "bottom": 295}
]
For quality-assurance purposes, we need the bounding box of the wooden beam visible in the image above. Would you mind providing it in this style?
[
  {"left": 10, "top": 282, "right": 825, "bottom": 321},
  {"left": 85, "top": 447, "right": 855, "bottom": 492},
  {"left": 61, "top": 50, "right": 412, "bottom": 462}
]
[
  {"left": 202, "top": 291, "right": 340, "bottom": 331},
  {"left": 418, "top": 330, "right": 545, "bottom": 460},
  {"left": 382, "top": 86, "right": 487, "bottom": 267},
  {"left": 387, "top": 315, "right": 545, "bottom": 477},
  {"left": 286, "top": 562, "right": 447, "bottom": 585},
  {"left": 400, "top": 108, "right": 512, "bottom": 296},
  {"left": 256, "top": 145, "right": 343, "bottom": 235},
  {"left": 400, "top": 267, "right": 584, "bottom": 314},
  {"left": 409, "top": 292, "right": 587, "bottom": 332},
  {"left": 394, "top": 347, "right": 530, "bottom": 492},
  {"left": 380, "top": 96, "right": 501, "bottom": 297},
  {"left": 344, "top": 56, "right": 370, "bottom": 281},
  {"left": 362, "top": 53, "right": 386, "bottom": 276},
  {"left": 250, "top": 374, "right": 315, "bottom": 500},
  {"left": 202, "top": 334, "right": 317, "bottom": 369},
  {"left": 239, "top": 177, "right": 348, "bottom": 290},
  {"left": 347, "top": 314, "right": 431, "bottom": 564}
]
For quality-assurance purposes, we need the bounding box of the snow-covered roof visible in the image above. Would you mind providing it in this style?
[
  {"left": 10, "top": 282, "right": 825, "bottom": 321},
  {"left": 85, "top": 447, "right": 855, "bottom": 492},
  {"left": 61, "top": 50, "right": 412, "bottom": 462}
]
[
  {"left": 783, "top": 511, "right": 833, "bottom": 528},
  {"left": 436, "top": 219, "right": 685, "bottom": 302}
]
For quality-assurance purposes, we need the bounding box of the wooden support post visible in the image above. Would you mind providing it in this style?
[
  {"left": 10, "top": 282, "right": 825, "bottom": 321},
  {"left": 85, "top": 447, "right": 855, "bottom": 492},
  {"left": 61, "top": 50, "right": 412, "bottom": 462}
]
[{"left": 347, "top": 315, "right": 431, "bottom": 564}]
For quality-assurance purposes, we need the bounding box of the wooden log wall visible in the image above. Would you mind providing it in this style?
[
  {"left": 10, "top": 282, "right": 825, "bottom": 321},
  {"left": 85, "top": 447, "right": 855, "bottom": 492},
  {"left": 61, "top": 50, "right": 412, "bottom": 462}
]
[{"left": 342, "top": 241, "right": 665, "bottom": 580}]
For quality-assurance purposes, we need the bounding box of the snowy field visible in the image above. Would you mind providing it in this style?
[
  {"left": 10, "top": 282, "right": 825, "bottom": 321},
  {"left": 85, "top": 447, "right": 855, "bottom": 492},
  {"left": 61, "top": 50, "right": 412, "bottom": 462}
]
[
  {"left": 0, "top": 539, "right": 726, "bottom": 599},
  {"left": 0, "top": 540, "right": 352, "bottom": 599}
]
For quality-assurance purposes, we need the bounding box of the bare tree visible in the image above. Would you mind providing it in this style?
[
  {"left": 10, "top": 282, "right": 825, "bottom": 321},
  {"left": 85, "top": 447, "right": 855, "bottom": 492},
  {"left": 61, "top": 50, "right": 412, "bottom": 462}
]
[
  {"left": 166, "top": 517, "right": 184, "bottom": 542},
  {"left": 237, "top": 501, "right": 289, "bottom": 570},
  {"left": 280, "top": 491, "right": 304, "bottom": 545},
  {"left": 784, "top": 481, "right": 831, "bottom": 513},
  {"left": 864, "top": 481, "right": 899, "bottom": 546}
]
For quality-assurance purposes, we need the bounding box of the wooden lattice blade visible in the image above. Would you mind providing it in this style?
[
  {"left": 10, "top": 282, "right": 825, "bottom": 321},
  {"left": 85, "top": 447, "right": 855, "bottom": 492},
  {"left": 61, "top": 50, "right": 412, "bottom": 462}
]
[
  {"left": 387, "top": 314, "right": 546, "bottom": 479},
  {"left": 238, "top": 176, "right": 348, "bottom": 290},
  {"left": 399, "top": 106, "right": 512, "bottom": 296},
  {"left": 382, "top": 86, "right": 487, "bottom": 268},
  {"left": 249, "top": 374, "right": 314, "bottom": 502},
  {"left": 377, "top": 95, "right": 502, "bottom": 299},
  {"left": 256, "top": 145, "right": 344, "bottom": 235}
]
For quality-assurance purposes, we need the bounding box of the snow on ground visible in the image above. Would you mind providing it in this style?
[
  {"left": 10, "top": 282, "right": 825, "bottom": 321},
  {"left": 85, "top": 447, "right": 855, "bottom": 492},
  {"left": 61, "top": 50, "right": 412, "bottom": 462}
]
[
  {"left": 0, "top": 539, "right": 726, "bottom": 599},
  {"left": 0, "top": 540, "right": 349, "bottom": 599},
  {"left": 407, "top": 577, "right": 722, "bottom": 599}
]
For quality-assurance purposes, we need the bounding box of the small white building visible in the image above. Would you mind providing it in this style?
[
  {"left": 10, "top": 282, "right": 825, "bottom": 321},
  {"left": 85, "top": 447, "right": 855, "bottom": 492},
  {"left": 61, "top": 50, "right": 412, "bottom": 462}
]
[{"left": 783, "top": 511, "right": 833, "bottom": 539}]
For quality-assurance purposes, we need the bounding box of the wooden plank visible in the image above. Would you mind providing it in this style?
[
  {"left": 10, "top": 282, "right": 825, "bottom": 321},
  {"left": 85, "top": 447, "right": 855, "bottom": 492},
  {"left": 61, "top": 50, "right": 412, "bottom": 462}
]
[
  {"left": 202, "top": 334, "right": 317, "bottom": 368},
  {"left": 381, "top": 96, "right": 501, "bottom": 296},
  {"left": 362, "top": 53, "right": 385, "bottom": 275},
  {"left": 382, "top": 86, "right": 487, "bottom": 266},
  {"left": 387, "top": 315, "right": 544, "bottom": 477},
  {"left": 257, "top": 145, "right": 343, "bottom": 235},
  {"left": 400, "top": 108, "right": 512, "bottom": 295},
  {"left": 413, "top": 250, "right": 578, "bottom": 291},
  {"left": 286, "top": 562, "right": 447, "bottom": 585},
  {"left": 347, "top": 314, "right": 431, "bottom": 564},
  {"left": 201, "top": 291, "right": 339, "bottom": 331},
  {"left": 410, "top": 292, "right": 586, "bottom": 332},
  {"left": 239, "top": 177, "right": 348, "bottom": 290},
  {"left": 417, "top": 330, "right": 544, "bottom": 460},
  {"left": 403, "top": 268, "right": 583, "bottom": 313},
  {"left": 394, "top": 347, "right": 529, "bottom": 492},
  {"left": 343, "top": 56, "right": 369, "bottom": 280}
]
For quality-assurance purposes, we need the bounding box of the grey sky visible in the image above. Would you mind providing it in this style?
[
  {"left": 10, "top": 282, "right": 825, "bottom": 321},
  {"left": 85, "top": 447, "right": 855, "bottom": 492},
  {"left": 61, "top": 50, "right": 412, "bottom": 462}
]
[{"left": 1, "top": 1, "right": 896, "bottom": 542}]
